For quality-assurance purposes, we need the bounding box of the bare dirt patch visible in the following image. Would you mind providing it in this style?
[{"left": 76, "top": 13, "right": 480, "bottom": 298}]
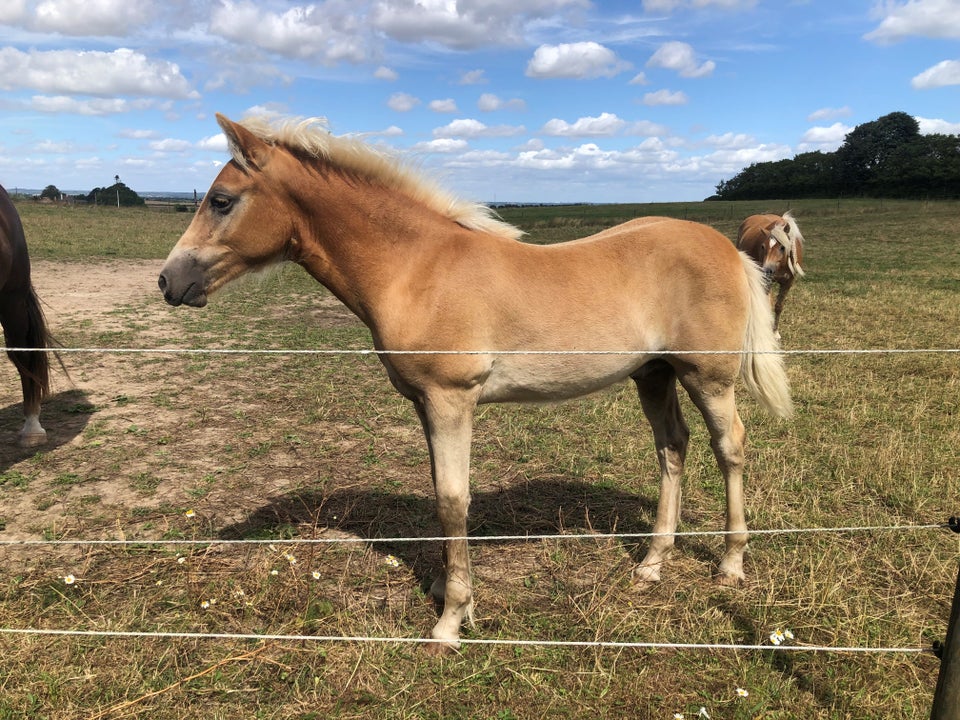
[{"left": 0, "top": 260, "right": 297, "bottom": 543}]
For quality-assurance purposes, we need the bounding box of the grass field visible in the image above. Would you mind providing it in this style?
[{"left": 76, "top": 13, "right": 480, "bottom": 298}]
[{"left": 0, "top": 197, "right": 958, "bottom": 718}]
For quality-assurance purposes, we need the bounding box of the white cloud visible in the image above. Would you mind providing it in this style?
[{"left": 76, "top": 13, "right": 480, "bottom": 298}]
[
  {"left": 434, "top": 118, "right": 525, "bottom": 138},
  {"left": 0, "top": 0, "right": 26, "bottom": 24},
  {"left": 526, "top": 41, "right": 631, "bottom": 79},
  {"left": 542, "top": 112, "right": 626, "bottom": 137},
  {"left": 150, "top": 138, "right": 193, "bottom": 153},
  {"left": 642, "top": 89, "right": 688, "bottom": 106},
  {"left": 460, "top": 69, "right": 487, "bottom": 85},
  {"left": 629, "top": 72, "right": 649, "bottom": 85},
  {"left": 429, "top": 98, "right": 458, "bottom": 113},
  {"left": 371, "top": 125, "right": 405, "bottom": 137},
  {"left": 411, "top": 138, "right": 469, "bottom": 153},
  {"left": 865, "top": 0, "right": 960, "bottom": 43},
  {"left": 642, "top": 0, "right": 757, "bottom": 10},
  {"left": 647, "top": 41, "right": 715, "bottom": 78},
  {"left": 28, "top": 95, "right": 157, "bottom": 115},
  {"left": 387, "top": 92, "right": 420, "bottom": 112},
  {"left": 705, "top": 132, "right": 758, "bottom": 149},
  {"left": 201, "top": 48, "right": 291, "bottom": 94},
  {"left": 808, "top": 106, "right": 852, "bottom": 122},
  {"left": 372, "top": 0, "right": 590, "bottom": 50},
  {"left": 197, "top": 133, "right": 228, "bottom": 152},
  {"left": 917, "top": 116, "right": 960, "bottom": 134},
  {"left": 374, "top": 66, "right": 398, "bottom": 81},
  {"left": 477, "top": 93, "right": 526, "bottom": 111},
  {"left": 702, "top": 143, "right": 793, "bottom": 173},
  {"left": 34, "top": 139, "right": 74, "bottom": 154},
  {"left": 512, "top": 139, "right": 680, "bottom": 173},
  {"left": 626, "top": 120, "right": 670, "bottom": 136},
  {"left": 0, "top": 48, "right": 197, "bottom": 99},
  {"left": 797, "top": 122, "right": 851, "bottom": 152},
  {"left": 209, "top": 0, "right": 368, "bottom": 64},
  {"left": 31, "top": 0, "right": 154, "bottom": 36},
  {"left": 118, "top": 129, "right": 159, "bottom": 140},
  {"left": 911, "top": 59, "right": 960, "bottom": 88}
]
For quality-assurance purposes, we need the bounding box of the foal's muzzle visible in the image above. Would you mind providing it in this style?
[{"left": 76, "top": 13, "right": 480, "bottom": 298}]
[{"left": 158, "top": 253, "right": 209, "bottom": 308}]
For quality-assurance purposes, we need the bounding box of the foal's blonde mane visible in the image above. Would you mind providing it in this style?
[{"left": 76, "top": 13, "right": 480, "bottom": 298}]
[
  {"left": 772, "top": 211, "right": 805, "bottom": 277},
  {"left": 235, "top": 115, "right": 524, "bottom": 241}
]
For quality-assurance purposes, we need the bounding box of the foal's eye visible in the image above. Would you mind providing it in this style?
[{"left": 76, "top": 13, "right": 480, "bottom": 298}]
[{"left": 209, "top": 194, "right": 234, "bottom": 213}]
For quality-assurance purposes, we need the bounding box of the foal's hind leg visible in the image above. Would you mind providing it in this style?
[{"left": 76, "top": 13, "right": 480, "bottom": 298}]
[
  {"left": 681, "top": 376, "right": 748, "bottom": 585},
  {"left": 632, "top": 361, "right": 690, "bottom": 584}
]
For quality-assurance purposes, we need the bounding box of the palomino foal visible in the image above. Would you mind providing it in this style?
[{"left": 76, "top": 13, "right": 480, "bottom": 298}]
[
  {"left": 159, "top": 115, "right": 792, "bottom": 653},
  {"left": 737, "top": 212, "right": 806, "bottom": 340}
]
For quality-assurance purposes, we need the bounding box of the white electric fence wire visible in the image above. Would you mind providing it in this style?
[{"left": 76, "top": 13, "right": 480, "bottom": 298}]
[
  {"left": 0, "top": 627, "right": 930, "bottom": 654},
  {"left": 7, "top": 346, "right": 960, "bottom": 356},
  {"left": 0, "top": 345, "right": 952, "bottom": 655},
  {"left": 0, "top": 523, "right": 947, "bottom": 546}
]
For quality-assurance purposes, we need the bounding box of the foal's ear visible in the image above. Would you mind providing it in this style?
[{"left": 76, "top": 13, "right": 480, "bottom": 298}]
[{"left": 216, "top": 113, "right": 271, "bottom": 171}]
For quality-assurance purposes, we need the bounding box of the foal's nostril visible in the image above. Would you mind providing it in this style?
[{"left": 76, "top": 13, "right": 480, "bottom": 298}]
[{"left": 158, "top": 274, "right": 168, "bottom": 292}]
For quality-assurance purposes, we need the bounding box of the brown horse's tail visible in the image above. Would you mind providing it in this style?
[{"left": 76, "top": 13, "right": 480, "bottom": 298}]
[
  {"left": 3, "top": 283, "right": 52, "bottom": 409},
  {"left": 738, "top": 252, "right": 793, "bottom": 418}
]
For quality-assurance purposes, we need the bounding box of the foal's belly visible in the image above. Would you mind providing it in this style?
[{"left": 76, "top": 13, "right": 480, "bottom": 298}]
[{"left": 477, "top": 353, "right": 648, "bottom": 403}]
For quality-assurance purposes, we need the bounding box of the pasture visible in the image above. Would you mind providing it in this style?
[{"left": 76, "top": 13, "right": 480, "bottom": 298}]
[{"left": 0, "top": 197, "right": 957, "bottom": 718}]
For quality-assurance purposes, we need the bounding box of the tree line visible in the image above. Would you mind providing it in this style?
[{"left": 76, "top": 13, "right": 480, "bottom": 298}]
[
  {"left": 712, "top": 112, "right": 960, "bottom": 201},
  {"left": 39, "top": 181, "right": 145, "bottom": 207}
]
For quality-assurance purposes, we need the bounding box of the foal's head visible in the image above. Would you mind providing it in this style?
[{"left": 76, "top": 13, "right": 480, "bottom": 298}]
[
  {"left": 158, "top": 115, "right": 301, "bottom": 307},
  {"left": 761, "top": 219, "right": 804, "bottom": 281},
  {"left": 159, "top": 113, "right": 523, "bottom": 308}
]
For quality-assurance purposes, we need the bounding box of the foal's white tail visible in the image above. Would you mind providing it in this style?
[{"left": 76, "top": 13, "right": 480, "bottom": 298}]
[{"left": 739, "top": 253, "right": 793, "bottom": 418}]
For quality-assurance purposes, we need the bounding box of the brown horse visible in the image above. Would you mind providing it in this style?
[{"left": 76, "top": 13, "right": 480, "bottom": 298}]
[
  {"left": 736, "top": 212, "right": 805, "bottom": 340},
  {"left": 159, "top": 114, "right": 792, "bottom": 652},
  {"left": 0, "top": 185, "right": 52, "bottom": 446}
]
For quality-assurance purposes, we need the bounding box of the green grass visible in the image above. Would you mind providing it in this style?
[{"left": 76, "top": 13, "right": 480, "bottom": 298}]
[{"left": 0, "top": 198, "right": 956, "bottom": 718}]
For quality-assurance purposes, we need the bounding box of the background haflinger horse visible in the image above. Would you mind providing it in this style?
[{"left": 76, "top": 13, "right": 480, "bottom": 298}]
[
  {"left": 736, "top": 212, "right": 805, "bottom": 340},
  {"left": 0, "top": 185, "right": 53, "bottom": 447},
  {"left": 159, "top": 114, "right": 793, "bottom": 653}
]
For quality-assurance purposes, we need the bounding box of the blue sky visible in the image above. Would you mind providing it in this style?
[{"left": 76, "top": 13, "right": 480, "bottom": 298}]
[{"left": 1, "top": 0, "right": 958, "bottom": 203}]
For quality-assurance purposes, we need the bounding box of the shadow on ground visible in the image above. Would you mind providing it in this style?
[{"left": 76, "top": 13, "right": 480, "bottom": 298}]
[{"left": 0, "top": 389, "right": 94, "bottom": 471}]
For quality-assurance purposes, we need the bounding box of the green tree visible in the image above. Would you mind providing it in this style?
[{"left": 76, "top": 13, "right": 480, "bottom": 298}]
[
  {"left": 40, "top": 185, "right": 61, "bottom": 201},
  {"left": 86, "top": 182, "right": 145, "bottom": 207},
  {"left": 835, "top": 111, "right": 920, "bottom": 194},
  {"left": 712, "top": 111, "right": 958, "bottom": 201}
]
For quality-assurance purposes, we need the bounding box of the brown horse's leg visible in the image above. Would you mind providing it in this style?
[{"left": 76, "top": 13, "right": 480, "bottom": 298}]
[
  {"left": 681, "top": 376, "right": 748, "bottom": 585},
  {"left": 0, "top": 291, "right": 48, "bottom": 447},
  {"left": 632, "top": 361, "right": 690, "bottom": 583},
  {"left": 414, "top": 389, "right": 478, "bottom": 654}
]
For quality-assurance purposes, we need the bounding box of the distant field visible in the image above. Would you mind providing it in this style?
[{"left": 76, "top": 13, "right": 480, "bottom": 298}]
[{"left": 0, "top": 197, "right": 957, "bottom": 718}]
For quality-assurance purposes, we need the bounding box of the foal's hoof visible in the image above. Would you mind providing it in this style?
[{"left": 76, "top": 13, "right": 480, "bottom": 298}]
[
  {"left": 423, "top": 639, "right": 460, "bottom": 657},
  {"left": 714, "top": 570, "right": 745, "bottom": 588},
  {"left": 631, "top": 564, "right": 662, "bottom": 586},
  {"left": 17, "top": 430, "right": 48, "bottom": 448}
]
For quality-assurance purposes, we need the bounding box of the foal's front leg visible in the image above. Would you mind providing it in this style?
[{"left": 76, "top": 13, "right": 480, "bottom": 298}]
[
  {"left": 415, "top": 390, "right": 477, "bottom": 654},
  {"left": 632, "top": 366, "right": 689, "bottom": 583}
]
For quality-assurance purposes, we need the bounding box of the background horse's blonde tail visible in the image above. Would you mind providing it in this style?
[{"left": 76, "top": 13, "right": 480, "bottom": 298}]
[{"left": 738, "top": 252, "right": 793, "bottom": 418}]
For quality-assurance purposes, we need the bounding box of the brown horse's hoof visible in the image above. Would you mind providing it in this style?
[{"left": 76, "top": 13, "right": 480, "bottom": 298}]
[{"left": 17, "top": 430, "right": 48, "bottom": 448}]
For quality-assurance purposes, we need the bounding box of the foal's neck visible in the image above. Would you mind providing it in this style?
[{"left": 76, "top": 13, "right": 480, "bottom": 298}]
[{"left": 291, "top": 169, "right": 460, "bottom": 325}]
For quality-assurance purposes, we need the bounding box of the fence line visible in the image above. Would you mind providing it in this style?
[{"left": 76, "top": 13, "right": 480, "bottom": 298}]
[
  {"left": 7, "top": 346, "right": 960, "bottom": 356},
  {"left": 0, "top": 627, "right": 933, "bottom": 655},
  {"left": 0, "top": 343, "right": 955, "bottom": 664},
  {"left": 0, "top": 522, "right": 949, "bottom": 547}
]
